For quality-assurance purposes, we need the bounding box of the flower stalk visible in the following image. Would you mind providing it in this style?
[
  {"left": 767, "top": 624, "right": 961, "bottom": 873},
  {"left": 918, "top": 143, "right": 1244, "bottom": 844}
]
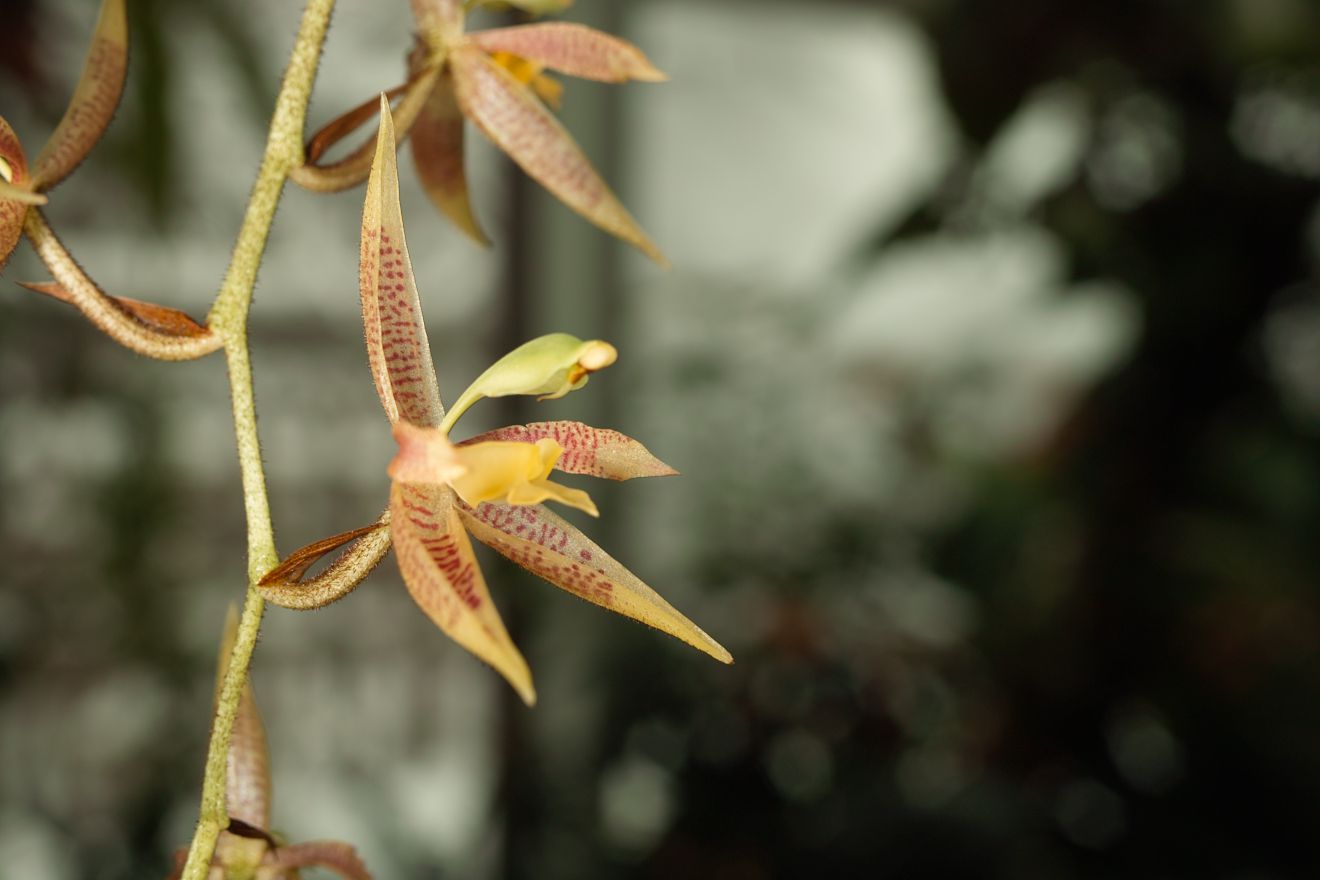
[{"left": 179, "top": 0, "right": 337, "bottom": 877}]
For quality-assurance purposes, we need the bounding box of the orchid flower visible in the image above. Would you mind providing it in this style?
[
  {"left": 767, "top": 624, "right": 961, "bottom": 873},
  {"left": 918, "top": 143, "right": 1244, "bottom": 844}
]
[
  {"left": 259, "top": 100, "right": 728, "bottom": 704},
  {"left": 292, "top": 0, "right": 666, "bottom": 264},
  {"left": 0, "top": 0, "right": 219, "bottom": 360},
  {"left": 166, "top": 609, "right": 373, "bottom": 880}
]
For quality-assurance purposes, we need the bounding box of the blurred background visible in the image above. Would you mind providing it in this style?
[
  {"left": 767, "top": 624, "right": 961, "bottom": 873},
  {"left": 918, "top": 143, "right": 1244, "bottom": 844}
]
[{"left": 3, "top": 0, "right": 1320, "bottom": 877}]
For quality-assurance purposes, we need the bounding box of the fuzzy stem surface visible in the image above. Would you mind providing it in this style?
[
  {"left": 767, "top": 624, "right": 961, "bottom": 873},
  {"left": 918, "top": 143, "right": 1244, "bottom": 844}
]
[{"left": 181, "top": 0, "right": 336, "bottom": 876}]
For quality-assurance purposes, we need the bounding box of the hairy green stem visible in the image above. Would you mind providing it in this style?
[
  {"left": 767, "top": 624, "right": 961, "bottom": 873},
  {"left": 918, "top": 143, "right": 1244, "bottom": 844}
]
[{"left": 181, "top": 0, "right": 336, "bottom": 877}]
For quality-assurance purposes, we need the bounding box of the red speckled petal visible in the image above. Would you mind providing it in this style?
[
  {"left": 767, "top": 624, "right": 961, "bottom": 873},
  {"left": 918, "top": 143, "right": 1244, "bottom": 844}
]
[
  {"left": 391, "top": 482, "right": 536, "bottom": 704},
  {"left": 450, "top": 44, "right": 665, "bottom": 265},
  {"left": 31, "top": 0, "right": 127, "bottom": 190},
  {"left": 361, "top": 97, "right": 446, "bottom": 427},
  {"left": 413, "top": 69, "right": 489, "bottom": 246},
  {"left": 459, "top": 501, "right": 731, "bottom": 664},
  {"left": 460, "top": 421, "right": 677, "bottom": 480},
  {"left": 265, "top": 841, "right": 374, "bottom": 880},
  {"left": 470, "top": 23, "right": 666, "bottom": 83}
]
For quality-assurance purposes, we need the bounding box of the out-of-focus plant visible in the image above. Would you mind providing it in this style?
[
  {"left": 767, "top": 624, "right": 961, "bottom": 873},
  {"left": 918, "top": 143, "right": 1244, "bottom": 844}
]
[{"left": 0, "top": 0, "right": 726, "bottom": 877}]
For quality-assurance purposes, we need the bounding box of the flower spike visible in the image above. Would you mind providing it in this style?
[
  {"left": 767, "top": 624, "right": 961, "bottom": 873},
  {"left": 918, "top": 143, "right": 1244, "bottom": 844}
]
[{"left": 31, "top": 0, "right": 128, "bottom": 191}]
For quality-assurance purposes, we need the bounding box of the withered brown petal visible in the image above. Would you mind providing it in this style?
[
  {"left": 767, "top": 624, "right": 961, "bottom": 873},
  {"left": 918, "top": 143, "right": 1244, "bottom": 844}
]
[
  {"left": 460, "top": 421, "right": 678, "bottom": 480},
  {"left": 391, "top": 482, "right": 536, "bottom": 705},
  {"left": 257, "top": 518, "right": 392, "bottom": 610},
  {"left": 31, "top": 0, "right": 128, "bottom": 190},
  {"left": 19, "top": 281, "right": 212, "bottom": 338},
  {"left": 449, "top": 44, "right": 666, "bottom": 265},
  {"left": 360, "top": 96, "right": 446, "bottom": 426},
  {"left": 459, "top": 501, "right": 731, "bottom": 664},
  {"left": 470, "top": 23, "right": 667, "bottom": 83},
  {"left": 413, "top": 69, "right": 490, "bottom": 246}
]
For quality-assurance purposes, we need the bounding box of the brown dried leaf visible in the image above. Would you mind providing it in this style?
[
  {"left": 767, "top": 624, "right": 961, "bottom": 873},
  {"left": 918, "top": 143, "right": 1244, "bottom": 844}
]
[
  {"left": 391, "top": 482, "right": 535, "bottom": 704},
  {"left": 413, "top": 69, "right": 490, "bottom": 245},
  {"left": 461, "top": 421, "right": 678, "bottom": 480},
  {"left": 361, "top": 96, "right": 447, "bottom": 426},
  {"left": 470, "top": 23, "right": 667, "bottom": 83},
  {"left": 31, "top": 0, "right": 128, "bottom": 190},
  {"left": 19, "top": 281, "right": 211, "bottom": 338},
  {"left": 459, "top": 501, "right": 731, "bottom": 664},
  {"left": 450, "top": 44, "right": 665, "bottom": 264}
]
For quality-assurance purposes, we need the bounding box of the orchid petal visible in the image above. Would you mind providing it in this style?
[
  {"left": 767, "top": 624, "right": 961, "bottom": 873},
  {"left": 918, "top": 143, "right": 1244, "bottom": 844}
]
[
  {"left": 391, "top": 482, "right": 536, "bottom": 705},
  {"left": 19, "top": 281, "right": 211, "bottom": 338},
  {"left": 440, "top": 333, "right": 616, "bottom": 433},
  {"left": 257, "top": 517, "right": 392, "bottom": 610},
  {"left": 412, "top": 69, "right": 490, "bottom": 246},
  {"left": 388, "top": 421, "right": 467, "bottom": 484},
  {"left": 461, "top": 421, "right": 678, "bottom": 480},
  {"left": 0, "top": 117, "right": 31, "bottom": 271},
  {"left": 459, "top": 501, "right": 732, "bottom": 664},
  {"left": 361, "top": 96, "right": 446, "bottom": 427},
  {"left": 449, "top": 438, "right": 599, "bottom": 516},
  {"left": 263, "top": 841, "right": 374, "bottom": 879},
  {"left": 449, "top": 44, "right": 666, "bottom": 264},
  {"left": 471, "top": 23, "right": 667, "bottom": 83},
  {"left": 31, "top": 0, "right": 128, "bottom": 191},
  {"left": 215, "top": 607, "right": 271, "bottom": 831}
]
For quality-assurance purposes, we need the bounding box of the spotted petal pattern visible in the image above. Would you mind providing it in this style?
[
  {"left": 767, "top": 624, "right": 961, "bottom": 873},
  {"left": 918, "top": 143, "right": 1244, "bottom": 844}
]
[
  {"left": 361, "top": 98, "right": 445, "bottom": 427},
  {"left": 449, "top": 44, "right": 665, "bottom": 264},
  {"left": 459, "top": 501, "right": 731, "bottom": 664},
  {"left": 413, "top": 69, "right": 489, "bottom": 245},
  {"left": 470, "top": 23, "right": 667, "bottom": 84},
  {"left": 461, "top": 421, "right": 677, "bottom": 480},
  {"left": 391, "top": 482, "right": 535, "bottom": 704}
]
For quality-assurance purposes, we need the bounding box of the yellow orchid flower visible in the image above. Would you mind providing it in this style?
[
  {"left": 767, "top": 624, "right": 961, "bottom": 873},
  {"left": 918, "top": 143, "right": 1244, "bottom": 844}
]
[
  {"left": 293, "top": 0, "right": 667, "bottom": 264},
  {"left": 259, "top": 101, "right": 728, "bottom": 705},
  {"left": 0, "top": 0, "right": 220, "bottom": 360},
  {"left": 165, "top": 609, "right": 373, "bottom": 880}
]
